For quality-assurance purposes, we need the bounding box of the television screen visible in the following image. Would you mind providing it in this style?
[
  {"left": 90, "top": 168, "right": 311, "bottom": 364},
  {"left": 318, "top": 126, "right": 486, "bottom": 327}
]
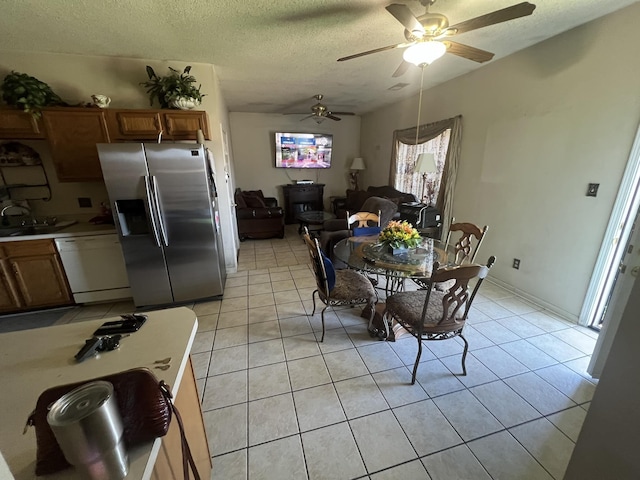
[{"left": 275, "top": 132, "right": 332, "bottom": 168}]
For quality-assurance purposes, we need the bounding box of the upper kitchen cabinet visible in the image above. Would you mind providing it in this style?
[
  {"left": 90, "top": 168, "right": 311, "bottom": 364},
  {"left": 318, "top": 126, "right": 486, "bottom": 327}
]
[
  {"left": 107, "top": 109, "right": 211, "bottom": 141},
  {"left": 0, "top": 108, "right": 45, "bottom": 139},
  {"left": 42, "top": 108, "right": 110, "bottom": 182}
]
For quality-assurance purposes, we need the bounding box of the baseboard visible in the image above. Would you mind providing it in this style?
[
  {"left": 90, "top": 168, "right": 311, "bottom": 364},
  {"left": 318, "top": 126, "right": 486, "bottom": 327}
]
[
  {"left": 486, "top": 277, "right": 578, "bottom": 324},
  {"left": 73, "top": 288, "right": 132, "bottom": 304}
]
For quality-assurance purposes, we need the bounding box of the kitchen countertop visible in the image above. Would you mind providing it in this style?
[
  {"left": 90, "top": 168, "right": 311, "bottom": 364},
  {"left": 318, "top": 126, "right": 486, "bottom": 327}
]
[
  {"left": 0, "top": 306, "right": 197, "bottom": 480},
  {"left": 0, "top": 221, "right": 117, "bottom": 243}
]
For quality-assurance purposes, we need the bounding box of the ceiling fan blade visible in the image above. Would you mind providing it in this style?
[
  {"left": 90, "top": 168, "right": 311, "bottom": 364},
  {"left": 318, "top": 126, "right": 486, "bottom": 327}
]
[
  {"left": 447, "top": 2, "right": 536, "bottom": 36},
  {"left": 392, "top": 60, "right": 410, "bottom": 78},
  {"left": 338, "top": 42, "right": 409, "bottom": 62},
  {"left": 325, "top": 114, "right": 342, "bottom": 121},
  {"left": 329, "top": 111, "right": 355, "bottom": 116},
  {"left": 385, "top": 3, "right": 425, "bottom": 36},
  {"left": 283, "top": 112, "right": 308, "bottom": 115},
  {"left": 443, "top": 41, "right": 494, "bottom": 63},
  {"left": 300, "top": 114, "right": 315, "bottom": 121}
]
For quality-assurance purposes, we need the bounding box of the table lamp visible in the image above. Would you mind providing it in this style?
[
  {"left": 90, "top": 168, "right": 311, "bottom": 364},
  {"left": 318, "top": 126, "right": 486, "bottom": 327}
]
[
  {"left": 349, "top": 157, "right": 366, "bottom": 191},
  {"left": 416, "top": 152, "right": 436, "bottom": 205}
]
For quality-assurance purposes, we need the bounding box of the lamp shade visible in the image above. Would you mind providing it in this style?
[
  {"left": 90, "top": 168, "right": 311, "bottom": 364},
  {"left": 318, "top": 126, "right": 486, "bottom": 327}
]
[
  {"left": 350, "top": 157, "right": 366, "bottom": 170},
  {"left": 403, "top": 41, "right": 447, "bottom": 67},
  {"left": 416, "top": 153, "right": 436, "bottom": 173}
]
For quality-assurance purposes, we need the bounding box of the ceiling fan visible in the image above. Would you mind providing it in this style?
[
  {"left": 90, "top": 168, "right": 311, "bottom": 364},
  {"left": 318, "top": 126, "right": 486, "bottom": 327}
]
[
  {"left": 337, "top": 1, "right": 536, "bottom": 77},
  {"left": 285, "top": 94, "right": 356, "bottom": 122}
]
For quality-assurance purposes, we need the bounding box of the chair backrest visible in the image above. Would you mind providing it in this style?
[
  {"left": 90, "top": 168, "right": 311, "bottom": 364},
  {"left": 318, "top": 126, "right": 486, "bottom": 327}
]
[
  {"left": 347, "top": 211, "right": 381, "bottom": 228},
  {"left": 423, "top": 255, "right": 496, "bottom": 326},
  {"left": 445, "top": 217, "right": 489, "bottom": 264},
  {"left": 302, "top": 228, "right": 331, "bottom": 297}
]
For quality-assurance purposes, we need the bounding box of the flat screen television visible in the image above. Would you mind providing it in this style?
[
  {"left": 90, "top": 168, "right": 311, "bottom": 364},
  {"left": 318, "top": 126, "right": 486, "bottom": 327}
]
[{"left": 274, "top": 132, "right": 333, "bottom": 168}]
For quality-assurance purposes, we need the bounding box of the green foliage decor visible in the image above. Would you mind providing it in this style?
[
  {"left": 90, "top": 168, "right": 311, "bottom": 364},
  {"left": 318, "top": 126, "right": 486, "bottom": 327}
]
[
  {"left": 1, "top": 71, "right": 65, "bottom": 118},
  {"left": 140, "top": 65, "right": 205, "bottom": 109}
]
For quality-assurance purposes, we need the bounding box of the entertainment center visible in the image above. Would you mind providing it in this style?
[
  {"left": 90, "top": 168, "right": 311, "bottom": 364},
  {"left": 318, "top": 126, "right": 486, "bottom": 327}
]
[{"left": 281, "top": 184, "right": 325, "bottom": 224}]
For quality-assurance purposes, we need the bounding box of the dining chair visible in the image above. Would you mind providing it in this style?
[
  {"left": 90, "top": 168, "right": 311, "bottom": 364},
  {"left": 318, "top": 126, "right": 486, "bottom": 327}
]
[
  {"left": 347, "top": 210, "right": 381, "bottom": 236},
  {"left": 303, "top": 228, "right": 378, "bottom": 342},
  {"left": 445, "top": 218, "right": 489, "bottom": 265},
  {"left": 413, "top": 218, "right": 488, "bottom": 290},
  {"left": 383, "top": 255, "right": 496, "bottom": 384}
]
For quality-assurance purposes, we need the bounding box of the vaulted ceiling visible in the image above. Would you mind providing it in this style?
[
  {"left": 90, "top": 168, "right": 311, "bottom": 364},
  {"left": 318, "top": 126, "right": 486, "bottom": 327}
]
[{"left": 0, "top": 0, "right": 637, "bottom": 115}]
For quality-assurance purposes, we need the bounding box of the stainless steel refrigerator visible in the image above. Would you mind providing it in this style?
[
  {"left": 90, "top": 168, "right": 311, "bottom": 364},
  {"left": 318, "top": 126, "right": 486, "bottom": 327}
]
[{"left": 97, "top": 143, "right": 226, "bottom": 307}]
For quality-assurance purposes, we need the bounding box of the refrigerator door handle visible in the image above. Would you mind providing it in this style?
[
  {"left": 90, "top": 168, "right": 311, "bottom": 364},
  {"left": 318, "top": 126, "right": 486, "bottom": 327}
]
[
  {"left": 144, "top": 175, "right": 163, "bottom": 248},
  {"left": 151, "top": 175, "right": 169, "bottom": 247}
]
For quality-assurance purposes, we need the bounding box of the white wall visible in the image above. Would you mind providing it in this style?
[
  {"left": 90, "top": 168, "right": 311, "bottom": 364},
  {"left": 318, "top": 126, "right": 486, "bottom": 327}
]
[
  {"left": 360, "top": 3, "right": 640, "bottom": 320},
  {"left": 0, "top": 51, "right": 240, "bottom": 270},
  {"left": 228, "top": 113, "right": 361, "bottom": 210}
]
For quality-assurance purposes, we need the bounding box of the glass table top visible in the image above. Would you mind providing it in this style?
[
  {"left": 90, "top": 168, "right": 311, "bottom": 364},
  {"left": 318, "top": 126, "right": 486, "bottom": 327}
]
[{"left": 333, "top": 235, "right": 451, "bottom": 279}]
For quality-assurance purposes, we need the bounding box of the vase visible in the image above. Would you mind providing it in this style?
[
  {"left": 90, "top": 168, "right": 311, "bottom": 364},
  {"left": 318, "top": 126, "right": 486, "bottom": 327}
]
[
  {"left": 169, "top": 96, "right": 200, "bottom": 110},
  {"left": 387, "top": 245, "right": 409, "bottom": 255}
]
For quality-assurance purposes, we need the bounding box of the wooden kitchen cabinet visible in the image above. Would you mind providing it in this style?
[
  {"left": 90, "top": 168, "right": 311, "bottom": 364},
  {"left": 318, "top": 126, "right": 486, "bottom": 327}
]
[
  {"left": 151, "top": 358, "right": 212, "bottom": 480},
  {"left": 107, "top": 109, "right": 211, "bottom": 141},
  {"left": 41, "top": 108, "right": 110, "bottom": 182},
  {"left": 0, "top": 239, "right": 73, "bottom": 313},
  {"left": 0, "top": 108, "right": 45, "bottom": 139}
]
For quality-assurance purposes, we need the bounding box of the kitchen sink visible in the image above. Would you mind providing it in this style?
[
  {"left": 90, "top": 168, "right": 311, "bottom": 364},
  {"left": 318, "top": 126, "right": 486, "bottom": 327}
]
[{"left": 0, "top": 220, "right": 77, "bottom": 237}]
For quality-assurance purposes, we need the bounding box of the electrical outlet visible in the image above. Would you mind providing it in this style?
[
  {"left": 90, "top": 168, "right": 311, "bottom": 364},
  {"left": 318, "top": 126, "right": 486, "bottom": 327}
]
[
  {"left": 513, "top": 258, "right": 520, "bottom": 269},
  {"left": 587, "top": 183, "right": 599, "bottom": 197}
]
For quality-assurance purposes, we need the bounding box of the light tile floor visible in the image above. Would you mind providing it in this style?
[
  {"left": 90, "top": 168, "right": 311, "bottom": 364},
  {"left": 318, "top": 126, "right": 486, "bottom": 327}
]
[{"left": 14, "top": 225, "right": 599, "bottom": 479}]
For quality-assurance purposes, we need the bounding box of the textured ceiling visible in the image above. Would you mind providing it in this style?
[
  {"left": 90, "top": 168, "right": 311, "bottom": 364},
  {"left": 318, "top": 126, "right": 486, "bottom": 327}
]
[{"left": 0, "top": 0, "right": 637, "bottom": 115}]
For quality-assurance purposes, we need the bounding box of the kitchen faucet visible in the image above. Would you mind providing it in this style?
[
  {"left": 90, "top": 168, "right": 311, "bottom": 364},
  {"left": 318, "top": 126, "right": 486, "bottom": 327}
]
[{"left": 1, "top": 204, "right": 32, "bottom": 226}]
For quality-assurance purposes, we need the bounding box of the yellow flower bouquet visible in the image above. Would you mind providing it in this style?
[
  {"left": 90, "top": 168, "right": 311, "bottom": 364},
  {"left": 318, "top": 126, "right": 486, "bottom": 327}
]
[{"left": 378, "top": 220, "right": 422, "bottom": 251}]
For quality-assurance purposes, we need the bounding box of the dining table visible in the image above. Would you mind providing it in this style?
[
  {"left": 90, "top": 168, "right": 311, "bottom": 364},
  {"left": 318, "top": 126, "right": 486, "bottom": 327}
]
[{"left": 332, "top": 234, "right": 452, "bottom": 295}]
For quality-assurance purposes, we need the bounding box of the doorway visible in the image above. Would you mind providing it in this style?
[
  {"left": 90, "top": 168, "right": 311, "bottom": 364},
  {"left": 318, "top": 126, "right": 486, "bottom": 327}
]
[
  {"left": 581, "top": 120, "right": 640, "bottom": 377},
  {"left": 580, "top": 119, "right": 640, "bottom": 330}
]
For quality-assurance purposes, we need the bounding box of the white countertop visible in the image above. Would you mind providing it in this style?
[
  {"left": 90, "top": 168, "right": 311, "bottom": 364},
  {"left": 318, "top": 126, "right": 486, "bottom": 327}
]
[
  {"left": 0, "top": 306, "right": 198, "bottom": 479},
  {"left": 0, "top": 221, "right": 117, "bottom": 243}
]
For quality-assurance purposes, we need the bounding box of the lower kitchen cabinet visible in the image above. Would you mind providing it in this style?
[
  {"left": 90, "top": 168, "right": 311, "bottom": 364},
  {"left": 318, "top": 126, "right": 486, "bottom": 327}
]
[{"left": 0, "top": 239, "right": 73, "bottom": 313}]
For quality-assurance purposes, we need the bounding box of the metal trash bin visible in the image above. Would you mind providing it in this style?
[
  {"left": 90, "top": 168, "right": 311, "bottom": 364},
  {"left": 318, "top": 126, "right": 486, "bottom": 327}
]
[{"left": 47, "top": 380, "right": 128, "bottom": 480}]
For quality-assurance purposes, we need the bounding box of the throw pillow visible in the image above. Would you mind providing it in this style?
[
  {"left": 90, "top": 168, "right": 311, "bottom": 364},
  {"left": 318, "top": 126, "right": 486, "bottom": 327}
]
[
  {"left": 320, "top": 251, "right": 336, "bottom": 292},
  {"left": 243, "top": 193, "right": 267, "bottom": 208}
]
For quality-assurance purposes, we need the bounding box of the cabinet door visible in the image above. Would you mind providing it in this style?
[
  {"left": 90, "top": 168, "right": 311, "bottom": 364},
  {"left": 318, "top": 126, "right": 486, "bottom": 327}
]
[
  {"left": 0, "top": 260, "right": 23, "bottom": 312},
  {"left": 162, "top": 111, "right": 210, "bottom": 140},
  {"left": 0, "top": 109, "right": 45, "bottom": 139},
  {"left": 10, "top": 253, "right": 72, "bottom": 308},
  {"left": 108, "top": 110, "right": 162, "bottom": 140},
  {"left": 42, "top": 109, "right": 110, "bottom": 181},
  {"left": 150, "top": 358, "right": 212, "bottom": 480}
]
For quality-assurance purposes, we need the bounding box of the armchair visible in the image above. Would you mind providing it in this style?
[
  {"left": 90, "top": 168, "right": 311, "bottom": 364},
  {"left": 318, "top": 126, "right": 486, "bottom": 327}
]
[{"left": 234, "top": 189, "right": 285, "bottom": 241}]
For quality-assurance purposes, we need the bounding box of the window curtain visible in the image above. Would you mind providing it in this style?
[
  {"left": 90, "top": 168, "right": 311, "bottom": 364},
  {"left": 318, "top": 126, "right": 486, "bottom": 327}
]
[{"left": 390, "top": 115, "right": 462, "bottom": 240}]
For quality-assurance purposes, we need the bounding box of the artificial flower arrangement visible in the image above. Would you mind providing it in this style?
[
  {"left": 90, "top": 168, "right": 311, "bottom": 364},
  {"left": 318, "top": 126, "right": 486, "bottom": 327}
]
[{"left": 378, "top": 220, "right": 422, "bottom": 250}]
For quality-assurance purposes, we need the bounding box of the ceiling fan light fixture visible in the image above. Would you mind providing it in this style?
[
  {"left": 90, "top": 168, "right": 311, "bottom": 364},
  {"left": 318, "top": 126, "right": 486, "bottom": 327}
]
[
  {"left": 403, "top": 41, "right": 446, "bottom": 66},
  {"left": 314, "top": 116, "right": 326, "bottom": 124}
]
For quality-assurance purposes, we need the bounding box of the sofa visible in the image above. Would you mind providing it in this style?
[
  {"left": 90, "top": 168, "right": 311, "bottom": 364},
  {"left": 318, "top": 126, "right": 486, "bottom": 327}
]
[
  {"left": 234, "top": 189, "right": 285, "bottom": 241},
  {"left": 335, "top": 186, "right": 417, "bottom": 220}
]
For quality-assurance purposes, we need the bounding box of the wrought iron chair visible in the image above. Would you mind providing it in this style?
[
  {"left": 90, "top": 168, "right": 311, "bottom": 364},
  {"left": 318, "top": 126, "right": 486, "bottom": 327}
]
[
  {"left": 383, "top": 255, "right": 496, "bottom": 384},
  {"left": 445, "top": 218, "right": 489, "bottom": 265},
  {"left": 303, "top": 228, "right": 378, "bottom": 342},
  {"left": 414, "top": 218, "right": 488, "bottom": 290}
]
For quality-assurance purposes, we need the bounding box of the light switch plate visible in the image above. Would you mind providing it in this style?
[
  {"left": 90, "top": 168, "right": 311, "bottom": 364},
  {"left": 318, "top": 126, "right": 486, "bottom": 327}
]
[{"left": 587, "top": 183, "right": 599, "bottom": 197}]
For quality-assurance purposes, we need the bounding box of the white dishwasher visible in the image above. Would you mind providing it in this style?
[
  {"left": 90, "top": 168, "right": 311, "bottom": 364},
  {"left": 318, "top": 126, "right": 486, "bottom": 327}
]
[{"left": 55, "top": 234, "right": 131, "bottom": 304}]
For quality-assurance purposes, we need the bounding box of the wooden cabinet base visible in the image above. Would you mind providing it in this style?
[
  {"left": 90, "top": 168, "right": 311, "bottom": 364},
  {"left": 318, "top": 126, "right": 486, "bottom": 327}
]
[{"left": 151, "top": 358, "right": 212, "bottom": 480}]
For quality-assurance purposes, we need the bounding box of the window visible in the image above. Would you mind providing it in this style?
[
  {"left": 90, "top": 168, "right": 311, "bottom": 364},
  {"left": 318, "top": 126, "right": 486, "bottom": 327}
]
[
  {"left": 389, "top": 115, "right": 462, "bottom": 240},
  {"left": 394, "top": 129, "right": 451, "bottom": 205}
]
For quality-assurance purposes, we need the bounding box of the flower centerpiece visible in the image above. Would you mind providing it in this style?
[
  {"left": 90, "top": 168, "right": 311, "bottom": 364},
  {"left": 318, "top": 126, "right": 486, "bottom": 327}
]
[{"left": 378, "top": 220, "right": 422, "bottom": 254}]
